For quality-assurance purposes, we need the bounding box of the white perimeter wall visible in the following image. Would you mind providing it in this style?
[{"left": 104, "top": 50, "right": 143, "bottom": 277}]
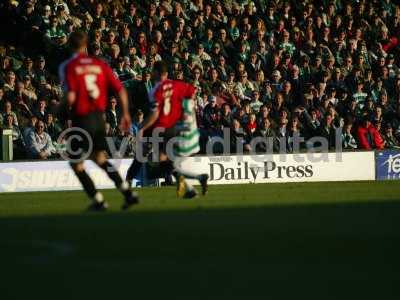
[{"left": 0, "top": 152, "right": 375, "bottom": 192}]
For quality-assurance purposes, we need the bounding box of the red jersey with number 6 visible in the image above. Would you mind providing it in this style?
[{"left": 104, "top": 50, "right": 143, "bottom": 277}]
[
  {"left": 59, "top": 53, "right": 123, "bottom": 116},
  {"left": 149, "top": 79, "right": 196, "bottom": 129}
]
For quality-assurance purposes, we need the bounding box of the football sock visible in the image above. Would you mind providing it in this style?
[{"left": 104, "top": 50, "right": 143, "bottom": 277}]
[
  {"left": 164, "top": 174, "right": 174, "bottom": 185},
  {"left": 99, "top": 161, "right": 134, "bottom": 199},
  {"left": 126, "top": 159, "right": 142, "bottom": 182},
  {"left": 160, "top": 160, "right": 175, "bottom": 178},
  {"left": 145, "top": 161, "right": 174, "bottom": 179},
  {"left": 99, "top": 161, "right": 125, "bottom": 190},
  {"left": 73, "top": 169, "right": 98, "bottom": 199}
]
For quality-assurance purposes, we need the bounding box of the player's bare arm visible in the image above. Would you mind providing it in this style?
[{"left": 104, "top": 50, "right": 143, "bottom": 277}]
[
  {"left": 66, "top": 90, "right": 76, "bottom": 107},
  {"left": 117, "top": 87, "right": 131, "bottom": 132},
  {"left": 140, "top": 109, "right": 159, "bottom": 134}
]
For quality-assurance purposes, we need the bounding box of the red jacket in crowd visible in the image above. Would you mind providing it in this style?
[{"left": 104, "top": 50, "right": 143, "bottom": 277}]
[{"left": 357, "top": 124, "right": 385, "bottom": 150}]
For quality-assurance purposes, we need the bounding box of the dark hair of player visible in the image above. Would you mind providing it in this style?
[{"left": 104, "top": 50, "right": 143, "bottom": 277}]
[{"left": 68, "top": 31, "right": 88, "bottom": 51}]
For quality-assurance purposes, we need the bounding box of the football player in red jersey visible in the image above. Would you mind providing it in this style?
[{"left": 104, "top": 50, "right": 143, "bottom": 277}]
[
  {"left": 59, "top": 31, "right": 138, "bottom": 211},
  {"left": 136, "top": 61, "right": 208, "bottom": 198}
]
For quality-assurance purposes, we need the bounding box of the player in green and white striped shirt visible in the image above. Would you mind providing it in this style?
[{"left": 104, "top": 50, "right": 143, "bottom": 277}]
[
  {"left": 175, "top": 98, "right": 200, "bottom": 156},
  {"left": 173, "top": 98, "right": 209, "bottom": 198}
]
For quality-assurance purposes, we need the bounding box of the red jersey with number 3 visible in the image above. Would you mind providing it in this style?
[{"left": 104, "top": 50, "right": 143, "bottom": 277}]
[
  {"left": 150, "top": 79, "right": 196, "bottom": 129},
  {"left": 59, "top": 53, "right": 123, "bottom": 116}
]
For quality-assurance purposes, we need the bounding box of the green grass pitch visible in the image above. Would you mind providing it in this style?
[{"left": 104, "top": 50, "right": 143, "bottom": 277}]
[{"left": 1, "top": 181, "right": 400, "bottom": 299}]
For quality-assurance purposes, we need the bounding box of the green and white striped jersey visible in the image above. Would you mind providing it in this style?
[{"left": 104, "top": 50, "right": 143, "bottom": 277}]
[{"left": 175, "top": 98, "right": 200, "bottom": 157}]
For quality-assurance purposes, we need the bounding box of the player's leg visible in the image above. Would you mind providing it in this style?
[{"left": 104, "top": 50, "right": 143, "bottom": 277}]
[
  {"left": 163, "top": 170, "right": 174, "bottom": 186},
  {"left": 154, "top": 150, "right": 187, "bottom": 196},
  {"left": 147, "top": 151, "right": 206, "bottom": 198},
  {"left": 67, "top": 115, "right": 107, "bottom": 211},
  {"left": 92, "top": 150, "right": 139, "bottom": 210},
  {"left": 126, "top": 158, "right": 142, "bottom": 185},
  {"left": 175, "top": 172, "right": 197, "bottom": 198},
  {"left": 70, "top": 161, "right": 108, "bottom": 211},
  {"left": 126, "top": 141, "right": 151, "bottom": 186},
  {"left": 157, "top": 154, "right": 201, "bottom": 198},
  {"left": 156, "top": 129, "right": 190, "bottom": 196},
  {"left": 172, "top": 160, "right": 209, "bottom": 196},
  {"left": 171, "top": 127, "right": 209, "bottom": 196}
]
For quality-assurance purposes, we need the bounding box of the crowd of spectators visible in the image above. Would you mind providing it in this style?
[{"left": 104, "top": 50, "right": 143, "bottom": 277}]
[{"left": 1, "top": 0, "right": 400, "bottom": 160}]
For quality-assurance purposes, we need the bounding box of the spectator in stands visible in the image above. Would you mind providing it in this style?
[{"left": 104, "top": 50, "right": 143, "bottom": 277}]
[
  {"left": 318, "top": 114, "right": 337, "bottom": 150},
  {"left": 23, "top": 115, "right": 38, "bottom": 143},
  {"left": 220, "top": 103, "right": 233, "bottom": 129},
  {"left": 304, "top": 108, "right": 320, "bottom": 138},
  {"left": 40, "top": 5, "right": 52, "bottom": 28},
  {"left": 26, "top": 120, "right": 55, "bottom": 159},
  {"left": 3, "top": 113, "right": 22, "bottom": 143},
  {"left": 255, "top": 118, "right": 277, "bottom": 152},
  {"left": 353, "top": 80, "right": 368, "bottom": 111},
  {"left": 2, "top": 100, "right": 18, "bottom": 126},
  {"left": 130, "top": 110, "right": 144, "bottom": 137},
  {"left": 106, "top": 96, "right": 121, "bottom": 134},
  {"left": 17, "top": 57, "right": 35, "bottom": 81},
  {"left": 0, "top": 0, "right": 400, "bottom": 159},
  {"left": 371, "top": 78, "right": 386, "bottom": 103},
  {"left": 246, "top": 113, "right": 258, "bottom": 137},
  {"left": 46, "top": 15, "right": 66, "bottom": 41},
  {"left": 22, "top": 75, "right": 38, "bottom": 99},
  {"left": 231, "top": 118, "right": 251, "bottom": 153},
  {"left": 342, "top": 123, "right": 358, "bottom": 150},
  {"left": 250, "top": 90, "right": 263, "bottom": 113},
  {"left": 34, "top": 56, "right": 50, "bottom": 83},
  {"left": 383, "top": 124, "right": 400, "bottom": 149},
  {"left": 203, "top": 95, "right": 220, "bottom": 136},
  {"left": 45, "top": 113, "right": 62, "bottom": 142},
  {"left": 3, "top": 71, "right": 16, "bottom": 94},
  {"left": 34, "top": 99, "right": 48, "bottom": 121},
  {"left": 11, "top": 80, "right": 36, "bottom": 106},
  {"left": 357, "top": 117, "right": 385, "bottom": 150},
  {"left": 287, "top": 116, "right": 304, "bottom": 152},
  {"left": 3, "top": 113, "right": 24, "bottom": 157}
]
